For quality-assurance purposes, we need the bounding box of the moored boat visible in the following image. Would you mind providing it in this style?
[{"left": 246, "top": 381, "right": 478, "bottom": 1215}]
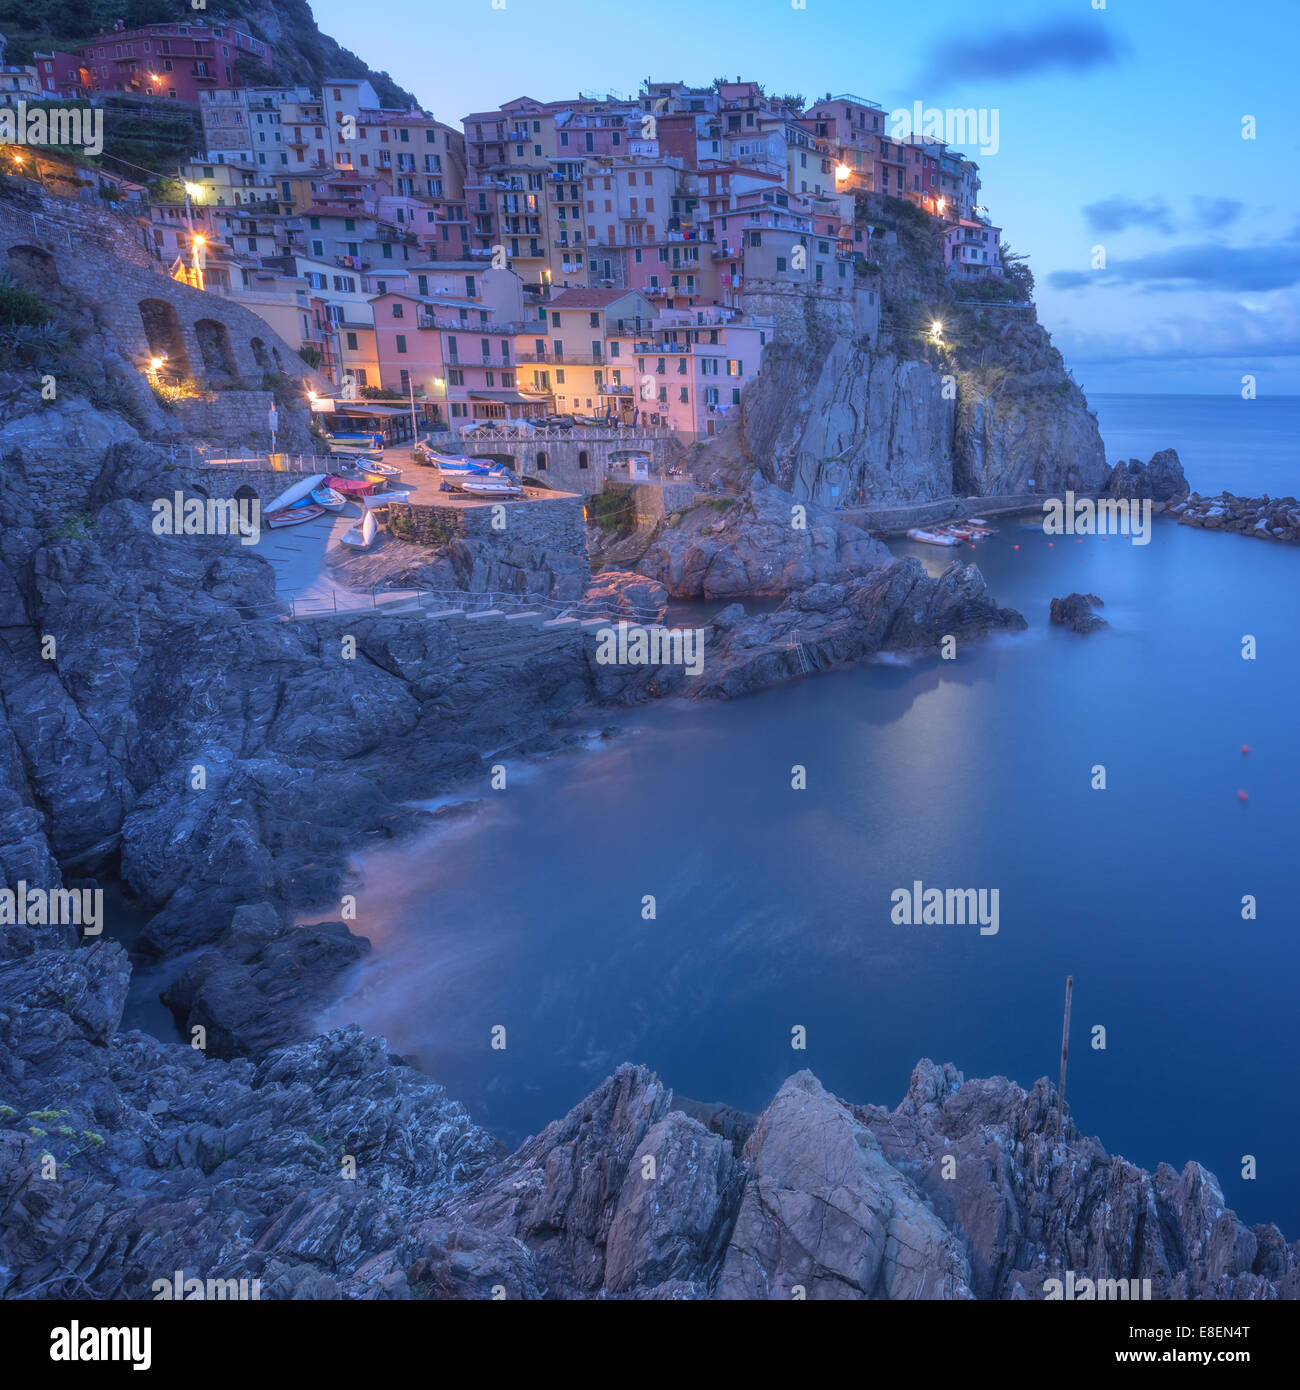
[
  {"left": 906, "top": 527, "right": 961, "bottom": 547},
  {"left": 310, "top": 485, "right": 347, "bottom": 511},
  {"left": 360, "top": 489, "right": 412, "bottom": 509}
]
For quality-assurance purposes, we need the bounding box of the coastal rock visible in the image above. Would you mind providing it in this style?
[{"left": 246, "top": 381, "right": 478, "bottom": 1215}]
[
  {"left": 161, "top": 908, "right": 371, "bottom": 1059},
  {"left": 636, "top": 480, "right": 891, "bottom": 599},
  {"left": 1102, "top": 449, "right": 1190, "bottom": 502},
  {"left": 717, "top": 1071, "right": 972, "bottom": 1299},
  {"left": 1172, "top": 491, "right": 1299, "bottom": 543},
  {"left": 692, "top": 557, "right": 1027, "bottom": 699},
  {"left": 1049, "top": 592, "right": 1107, "bottom": 634}
]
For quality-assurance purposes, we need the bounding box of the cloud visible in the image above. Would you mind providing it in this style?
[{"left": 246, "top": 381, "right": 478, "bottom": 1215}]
[
  {"left": 1084, "top": 198, "right": 1174, "bottom": 235},
  {"left": 1048, "top": 242, "right": 1300, "bottom": 294},
  {"left": 1051, "top": 294, "right": 1300, "bottom": 365},
  {"left": 915, "top": 19, "right": 1128, "bottom": 89},
  {"left": 1191, "top": 197, "right": 1244, "bottom": 230}
]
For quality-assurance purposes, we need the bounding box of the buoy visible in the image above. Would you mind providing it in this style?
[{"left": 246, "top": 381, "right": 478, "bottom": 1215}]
[
  {"left": 1237, "top": 790, "right": 1249, "bottom": 803},
  {"left": 1241, "top": 744, "right": 1251, "bottom": 755},
  {"left": 1013, "top": 544, "right": 1020, "bottom": 550}
]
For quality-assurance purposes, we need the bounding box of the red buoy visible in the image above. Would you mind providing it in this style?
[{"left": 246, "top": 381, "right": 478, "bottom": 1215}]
[
  {"left": 1241, "top": 744, "right": 1251, "bottom": 755},
  {"left": 1237, "top": 790, "right": 1249, "bottom": 803}
]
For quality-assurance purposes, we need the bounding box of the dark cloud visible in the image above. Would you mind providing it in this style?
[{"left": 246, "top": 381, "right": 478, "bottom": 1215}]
[
  {"left": 1084, "top": 198, "right": 1174, "bottom": 234},
  {"left": 1049, "top": 243, "right": 1300, "bottom": 293},
  {"left": 1191, "top": 197, "right": 1244, "bottom": 230},
  {"left": 915, "top": 19, "right": 1127, "bottom": 89}
]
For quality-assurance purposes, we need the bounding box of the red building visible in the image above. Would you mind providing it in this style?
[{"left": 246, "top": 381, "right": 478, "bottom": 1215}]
[
  {"left": 74, "top": 22, "right": 272, "bottom": 103},
  {"left": 33, "top": 51, "right": 95, "bottom": 98}
]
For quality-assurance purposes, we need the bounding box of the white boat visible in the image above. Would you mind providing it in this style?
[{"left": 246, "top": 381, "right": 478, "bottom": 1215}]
[
  {"left": 360, "top": 489, "right": 411, "bottom": 509},
  {"left": 263, "top": 473, "right": 326, "bottom": 515},
  {"left": 906, "top": 527, "right": 961, "bottom": 547},
  {"left": 340, "top": 508, "right": 379, "bottom": 550},
  {"left": 456, "top": 476, "right": 523, "bottom": 498},
  {"left": 310, "top": 485, "right": 346, "bottom": 511}
]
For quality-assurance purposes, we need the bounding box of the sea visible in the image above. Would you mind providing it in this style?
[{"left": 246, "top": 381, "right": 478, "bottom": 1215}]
[{"left": 304, "top": 393, "right": 1298, "bottom": 1233}]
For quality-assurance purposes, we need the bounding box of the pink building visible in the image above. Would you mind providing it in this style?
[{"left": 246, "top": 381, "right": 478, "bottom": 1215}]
[{"left": 944, "top": 219, "right": 1003, "bottom": 281}]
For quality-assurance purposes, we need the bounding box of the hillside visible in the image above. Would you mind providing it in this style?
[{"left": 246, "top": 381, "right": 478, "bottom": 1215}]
[{"left": 0, "top": 0, "right": 421, "bottom": 111}]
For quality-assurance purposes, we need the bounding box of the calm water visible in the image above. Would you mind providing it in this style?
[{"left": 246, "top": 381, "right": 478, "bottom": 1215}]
[{"left": 317, "top": 395, "right": 1300, "bottom": 1233}]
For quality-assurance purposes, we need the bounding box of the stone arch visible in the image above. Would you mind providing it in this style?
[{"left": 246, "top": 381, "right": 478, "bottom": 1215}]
[
  {"left": 234, "top": 483, "right": 259, "bottom": 507},
  {"left": 139, "top": 298, "right": 192, "bottom": 376},
  {"left": 194, "top": 317, "right": 238, "bottom": 381},
  {"left": 535, "top": 449, "right": 548, "bottom": 471},
  {"left": 6, "top": 244, "right": 60, "bottom": 293},
  {"left": 578, "top": 449, "right": 590, "bottom": 470},
  {"left": 249, "top": 336, "right": 271, "bottom": 369}
]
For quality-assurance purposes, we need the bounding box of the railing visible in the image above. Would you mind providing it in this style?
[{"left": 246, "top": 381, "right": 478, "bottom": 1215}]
[{"left": 456, "top": 423, "right": 672, "bottom": 442}]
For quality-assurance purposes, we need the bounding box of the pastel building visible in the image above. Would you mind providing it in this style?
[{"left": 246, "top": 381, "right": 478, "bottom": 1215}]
[{"left": 75, "top": 22, "right": 271, "bottom": 102}]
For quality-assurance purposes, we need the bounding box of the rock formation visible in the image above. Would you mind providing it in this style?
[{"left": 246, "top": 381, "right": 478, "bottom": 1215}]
[
  {"left": 2, "top": 924, "right": 1292, "bottom": 1300},
  {"left": 1102, "top": 448, "right": 1190, "bottom": 503},
  {"left": 691, "top": 558, "right": 1027, "bottom": 699},
  {"left": 1049, "top": 592, "right": 1108, "bottom": 634}
]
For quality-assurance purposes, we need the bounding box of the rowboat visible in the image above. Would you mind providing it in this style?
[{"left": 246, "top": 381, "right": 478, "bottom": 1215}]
[
  {"left": 906, "top": 527, "right": 961, "bottom": 547},
  {"left": 310, "top": 485, "right": 347, "bottom": 511},
  {"left": 266, "top": 503, "right": 327, "bottom": 529},
  {"left": 360, "top": 489, "right": 412, "bottom": 509},
  {"left": 359, "top": 458, "right": 403, "bottom": 482}
]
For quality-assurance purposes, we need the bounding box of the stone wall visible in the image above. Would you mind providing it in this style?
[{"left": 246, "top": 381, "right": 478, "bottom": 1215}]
[
  {"left": 454, "top": 433, "right": 676, "bottom": 496},
  {"left": 0, "top": 188, "right": 329, "bottom": 413},
  {"left": 741, "top": 280, "right": 880, "bottom": 346},
  {"left": 632, "top": 481, "right": 698, "bottom": 524},
  {"left": 387, "top": 492, "right": 588, "bottom": 553},
  {"left": 174, "top": 392, "right": 312, "bottom": 451}
]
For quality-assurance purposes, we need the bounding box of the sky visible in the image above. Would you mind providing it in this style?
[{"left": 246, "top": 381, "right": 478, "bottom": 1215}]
[{"left": 311, "top": 0, "right": 1299, "bottom": 395}]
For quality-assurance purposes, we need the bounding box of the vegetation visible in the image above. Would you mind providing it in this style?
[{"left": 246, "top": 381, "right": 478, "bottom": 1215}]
[
  {"left": 0, "top": 277, "right": 53, "bottom": 329},
  {"left": 47, "top": 511, "right": 93, "bottom": 541},
  {"left": 585, "top": 484, "right": 636, "bottom": 534}
]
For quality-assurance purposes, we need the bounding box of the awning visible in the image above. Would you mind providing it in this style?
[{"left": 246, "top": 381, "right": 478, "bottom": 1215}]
[{"left": 469, "top": 390, "right": 546, "bottom": 404}]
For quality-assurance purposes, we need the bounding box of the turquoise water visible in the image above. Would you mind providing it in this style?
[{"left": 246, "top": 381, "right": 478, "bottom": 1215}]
[{"left": 318, "top": 395, "right": 1300, "bottom": 1234}]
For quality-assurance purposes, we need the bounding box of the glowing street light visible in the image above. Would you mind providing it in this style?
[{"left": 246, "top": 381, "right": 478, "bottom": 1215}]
[
  {"left": 930, "top": 319, "right": 945, "bottom": 344},
  {"left": 835, "top": 163, "right": 851, "bottom": 181},
  {"left": 184, "top": 182, "right": 203, "bottom": 201},
  {"left": 190, "top": 232, "right": 206, "bottom": 291}
]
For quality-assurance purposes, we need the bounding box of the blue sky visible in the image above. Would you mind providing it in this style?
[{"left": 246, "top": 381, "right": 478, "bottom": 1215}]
[{"left": 312, "top": 0, "right": 1298, "bottom": 394}]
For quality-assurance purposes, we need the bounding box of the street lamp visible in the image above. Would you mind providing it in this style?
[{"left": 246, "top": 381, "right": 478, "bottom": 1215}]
[
  {"left": 930, "top": 319, "right": 945, "bottom": 345},
  {"left": 190, "top": 232, "right": 206, "bottom": 291}
]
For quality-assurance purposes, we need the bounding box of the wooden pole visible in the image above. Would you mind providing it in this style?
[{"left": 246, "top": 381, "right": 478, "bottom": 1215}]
[{"left": 1057, "top": 975, "right": 1073, "bottom": 1137}]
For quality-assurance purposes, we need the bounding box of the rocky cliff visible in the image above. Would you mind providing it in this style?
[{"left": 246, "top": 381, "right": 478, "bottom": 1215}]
[{"left": 2, "top": 927, "right": 1293, "bottom": 1300}]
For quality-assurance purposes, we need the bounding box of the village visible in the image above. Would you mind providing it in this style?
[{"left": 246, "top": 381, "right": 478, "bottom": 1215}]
[{"left": 1, "top": 17, "right": 1006, "bottom": 466}]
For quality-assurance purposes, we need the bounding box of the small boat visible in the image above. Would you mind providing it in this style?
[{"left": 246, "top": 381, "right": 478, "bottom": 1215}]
[
  {"left": 434, "top": 454, "right": 493, "bottom": 475},
  {"left": 340, "top": 508, "right": 379, "bottom": 550},
  {"left": 906, "top": 527, "right": 961, "bottom": 547},
  {"left": 266, "top": 503, "right": 327, "bottom": 529},
  {"left": 324, "top": 473, "right": 376, "bottom": 497},
  {"left": 325, "top": 430, "right": 383, "bottom": 450},
  {"left": 360, "top": 489, "right": 412, "bottom": 509},
  {"left": 359, "top": 458, "right": 403, "bottom": 483},
  {"left": 264, "top": 473, "right": 326, "bottom": 515},
  {"left": 310, "top": 485, "right": 347, "bottom": 511},
  {"left": 456, "top": 476, "right": 524, "bottom": 498}
]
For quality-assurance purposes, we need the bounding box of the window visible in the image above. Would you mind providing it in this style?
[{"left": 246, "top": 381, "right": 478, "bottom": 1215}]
[
  {"left": 578, "top": 450, "right": 589, "bottom": 469},
  {"left": 392, "top": 302, "right": 404, "bottom": 317},
  {"left": 346, "top": 332, "right": 358, "bottom": 350},
  {"left": 536, "top": 451, "right": 548, "bottom": 470},
  {"left": 727, "top": 360, "right": 742, "bottom": 376},
  {"left": 776, "top": 257, "right": 787, "bottom": 273},
  {"left": 679, "top": 387, "right": 689, "bottom": 402},
  {"left": 589, "top": 311, "right": 600, "bottom": 327},
  {"left": 395, "top": 334, "right": 407, "bottom": 353},
  {"left": 448, "top": 369, "right": 464, "bottom": 385}
]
